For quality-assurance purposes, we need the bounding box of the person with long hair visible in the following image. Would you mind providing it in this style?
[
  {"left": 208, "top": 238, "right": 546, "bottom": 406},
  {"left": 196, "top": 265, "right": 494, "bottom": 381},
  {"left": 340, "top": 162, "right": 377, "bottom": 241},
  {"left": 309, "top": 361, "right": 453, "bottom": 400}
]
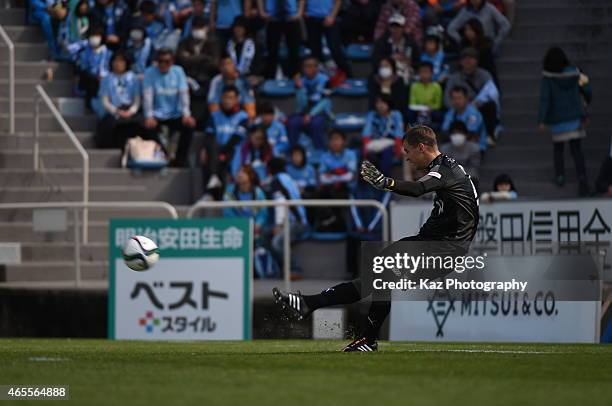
[
  {"left": 460, "top": 17, "right": 497, "bottom": 85},
  {"left": 538, "top": 46, "right": 592, "bottom": 196}
]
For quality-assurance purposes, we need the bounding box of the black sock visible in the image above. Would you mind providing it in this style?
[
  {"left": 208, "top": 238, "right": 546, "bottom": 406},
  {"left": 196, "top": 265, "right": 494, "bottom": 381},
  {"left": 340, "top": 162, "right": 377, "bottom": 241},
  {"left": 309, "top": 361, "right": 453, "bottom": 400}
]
[
  {"left": 303, "top": 281, "right": 361, "bottom": 311},
  {"left": 363, "top": 300, "right": 391, "bottom": 341}
]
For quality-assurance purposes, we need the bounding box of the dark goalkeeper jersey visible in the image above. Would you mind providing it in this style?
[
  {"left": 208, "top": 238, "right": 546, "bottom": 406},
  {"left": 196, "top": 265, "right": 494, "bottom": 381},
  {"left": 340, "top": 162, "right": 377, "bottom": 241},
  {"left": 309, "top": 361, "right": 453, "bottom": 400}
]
[{"left": 393, "top": 154, "right": 479, "bottom": 242}]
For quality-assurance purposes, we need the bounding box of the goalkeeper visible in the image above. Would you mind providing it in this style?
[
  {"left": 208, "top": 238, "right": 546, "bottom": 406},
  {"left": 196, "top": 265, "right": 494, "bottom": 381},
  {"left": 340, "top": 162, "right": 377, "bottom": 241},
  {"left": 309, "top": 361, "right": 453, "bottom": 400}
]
[{"left": 273, "top": 125, "right": 480, "bottom": 352}]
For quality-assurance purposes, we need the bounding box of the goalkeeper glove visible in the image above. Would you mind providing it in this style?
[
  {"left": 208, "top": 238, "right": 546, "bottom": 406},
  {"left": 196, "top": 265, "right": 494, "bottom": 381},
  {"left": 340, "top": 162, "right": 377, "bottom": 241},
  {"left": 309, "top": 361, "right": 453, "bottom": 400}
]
[{"left": 360, "top": 160, "right": 395, "bottom": 191}]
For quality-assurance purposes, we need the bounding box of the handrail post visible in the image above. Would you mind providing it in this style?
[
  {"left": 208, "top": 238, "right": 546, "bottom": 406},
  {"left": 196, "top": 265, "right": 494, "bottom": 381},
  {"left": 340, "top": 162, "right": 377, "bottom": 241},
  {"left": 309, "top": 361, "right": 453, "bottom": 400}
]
[
  {"left": 74, "top": 209, "right": 81, "bottom": 287},
  {"left": 34, "top": 98, "right": 40, "bottom": 171},
  {"left": 283, "top": 206, "right": 291, "bottom": 292},
  {"left": 0, "top": 25, "right": 15, "bottom": 134},
  {"left": 83, "top": 155, "right": 89, "bottom": 244}
]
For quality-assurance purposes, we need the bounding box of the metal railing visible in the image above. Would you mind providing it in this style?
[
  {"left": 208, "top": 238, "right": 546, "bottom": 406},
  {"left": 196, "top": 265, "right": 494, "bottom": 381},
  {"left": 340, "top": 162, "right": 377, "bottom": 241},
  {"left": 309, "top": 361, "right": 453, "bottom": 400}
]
[
  {"left": 34, "top": 85, "right": 90, "bottom": 242},
  {"left": 0, "top": 24, "right": 15, "bottom": 134},
  {"left": 0, "top": 201, "right": 179, "bottom": 287},
  {"left": 187, "top": 199, "right": 390, "bottom": 291}
]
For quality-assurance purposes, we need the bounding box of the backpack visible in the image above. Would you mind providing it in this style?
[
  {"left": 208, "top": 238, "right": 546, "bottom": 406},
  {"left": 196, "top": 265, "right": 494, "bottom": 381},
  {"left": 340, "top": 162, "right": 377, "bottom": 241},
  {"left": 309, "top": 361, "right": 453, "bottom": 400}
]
[{"left": 121, "top": 136, "right": 168, "bottom": 169}]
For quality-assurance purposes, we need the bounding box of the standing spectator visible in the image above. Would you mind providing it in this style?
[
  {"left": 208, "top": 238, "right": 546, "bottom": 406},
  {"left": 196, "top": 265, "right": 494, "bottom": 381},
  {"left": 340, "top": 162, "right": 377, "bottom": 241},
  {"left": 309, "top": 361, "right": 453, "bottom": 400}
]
[
  {"left": 459, "top": 17, "right": 497, "bottom": 85},
  {"left": 210, "top": 0, "right": 244, "bottom": 45},
  {"left": 259, "top": 102, "right": 289, "bottom": 157},
  {"left": 442, "top": 86, "right": 487, "bottom": 151},
  {"left": 372, "top": 13, "right": 420, "bottom": 85},
  {"left": 207, "top": 56, "right": 256, "bottom": 119},
  {"left": 232, "top": 125, "right": 273, "bottom": 182},
  {"left": 89, "top": 0, "right": 129, "bottom": 51},
  {"left": 258, "top": 0, "right": 303, "bottom": 79},
  {"left": 287, "top": 145, "right": 318, "bottom": 197},
  {"left": 408, "top": 62, "right": 443, "bottom": 128},
  {"left": 374, "top": 0, "right": 423, "bottom": 44},
  {"left": 304, "top": 0, "right": 353, "bottom": 79},
  {"left": 419, "top": 34, "right": 448, "bottom": 82},
  {"left": 362, "top": 95, "right": 404, "bottom": 176},
  {"left": 29, "top": 0, "right": 61, "bottom": 59},
  {"left": 480, "top": 173, "right": 518, "bottom": 203},
  {"left": 75, "top": 26, "right": 112, "bottom": 109},
  {"left": 538, "top": 46, "right": 591, "bottom": 196},
  {"left": 96, "top": 51, "right": 142, "bottom": 149},
  {"left": 447, "top": 0, "right": 510, "bottom": 51},
  {"left": 143, "top": 49, "right": 196, "bottom": 167},
  {"left": 286, "top": 56, "right": 332, "bottom": 151},
  {"left": 225, "top": 16, "right": 260, "bottom": 78},
  {"left": 439, "top": 120, "right": 481, "bottom": 179},
  {"left": 367, "top": 57, "right": 409, "bottom": 117},
  {"left": 340, "top": 0, "right": 382, "bottom": 44},
  {"left": 125, "top": 26, "right": 153, "bottom": 75}
]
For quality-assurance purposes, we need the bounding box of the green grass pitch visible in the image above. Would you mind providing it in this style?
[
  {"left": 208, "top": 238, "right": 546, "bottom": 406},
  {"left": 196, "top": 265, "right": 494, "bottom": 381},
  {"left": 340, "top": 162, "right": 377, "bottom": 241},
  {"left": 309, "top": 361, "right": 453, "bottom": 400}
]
[{"left": 1, "top": 339, "right": 611, "bottom": 405}]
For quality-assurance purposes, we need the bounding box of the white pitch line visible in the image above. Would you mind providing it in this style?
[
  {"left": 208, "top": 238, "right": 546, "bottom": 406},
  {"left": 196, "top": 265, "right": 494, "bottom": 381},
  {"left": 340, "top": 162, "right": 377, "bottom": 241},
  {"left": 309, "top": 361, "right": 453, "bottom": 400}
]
[{"left": 393, "top": 349, "right": 567, "bottom": 354}]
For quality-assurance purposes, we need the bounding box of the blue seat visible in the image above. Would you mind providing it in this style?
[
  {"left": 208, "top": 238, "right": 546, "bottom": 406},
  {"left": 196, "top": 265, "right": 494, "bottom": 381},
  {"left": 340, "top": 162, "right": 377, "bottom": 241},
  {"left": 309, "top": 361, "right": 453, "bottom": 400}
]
[
  {"left": 309, "top": 231, "right": 348, "bottom": 241},
  {"left": 346, "top": 43, "right": 373, "bottom": 61},
  {"left": 334, "top": 112, "right": 367, "bottom": 131},
  {"left": 334, "top": 78, "right": 368, "bottom": 97},
  {"left": 259, "top": 79, "right": 296, "bottom": 97}
]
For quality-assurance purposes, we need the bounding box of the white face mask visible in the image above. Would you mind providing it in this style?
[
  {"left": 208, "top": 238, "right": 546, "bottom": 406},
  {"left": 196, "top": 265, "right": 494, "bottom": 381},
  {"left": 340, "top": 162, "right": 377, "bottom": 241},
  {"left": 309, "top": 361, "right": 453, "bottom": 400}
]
[
  {"left": 379, "top": 66, "right": 393, "bottom": 79},
  {"left": 450, "top": 133, "right": 467, "bottom": 147},
  {"left": 130, "top": 30, "right": 143, "bottom": 41},
  {"left": 192, "top": 29, "right": 207, "bottom": 40},
  {"left": 89, "top": 35, "right": 102, "bottom": 48}
]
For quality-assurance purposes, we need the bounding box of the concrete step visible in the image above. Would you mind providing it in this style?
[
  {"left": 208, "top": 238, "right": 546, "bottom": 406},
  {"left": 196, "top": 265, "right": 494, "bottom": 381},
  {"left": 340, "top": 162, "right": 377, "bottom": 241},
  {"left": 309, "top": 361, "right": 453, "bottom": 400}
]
[
  {"left": 0, "top": 131, "right": 95, "bottom": 149},
  {"left": 0, "top": 185, "right": 151, "bottom": 203},
  {"left": 2, "top": 25, "right": 45, "bottom": 43},
  {"left": 0, "top": 43, "right": 50, "bottom": 61},
  {"left": 0, "top": 114, "right": 96, "bottom": 132},
  {"left": 0, "top": 61, "right": 72, "bottom": 80},
  {"left": 497, "top": 58, "right": 611, "bottom": 78},
  {"left": 19, "top": 242, "right": 108, "bottom": 262},
  {"left": 515, "top": 6, "right": 612, "bottom": 24},
  {"left": 495, "top": 128, "right": 610, "bottom": 147},
  {"left": 0, "top": 148, "right": 120, "bottom": 168},
  {"left": 508, "top": 23, "right": 612, "bottom": 41},
  {"left": 482, "top": 144, "right": 605, "bottom": 162},
  {"left": 0, "top": 205, "right": 187, "bottom": 222},
  {"left": 519, "top": 0, "right": 612, "bottom": 7},
  {"left": 477, "top": 179, "right": 599, "bottom": 199},
  {"left": 0, "top": 79, "right": 73, "bottom": 98},
  {"left": 0, "top": 9, "right": 26, "bottom": 25},
  {"left": 0, "top": 220, "right": 108, "bottom": 243},
  {"left": 2, "top": 261, "right": 107, "bottom": 282}
]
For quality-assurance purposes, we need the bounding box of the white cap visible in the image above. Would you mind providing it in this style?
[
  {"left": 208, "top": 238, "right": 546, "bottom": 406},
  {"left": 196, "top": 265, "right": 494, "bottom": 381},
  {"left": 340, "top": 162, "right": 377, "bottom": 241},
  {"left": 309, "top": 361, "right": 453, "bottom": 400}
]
[{"left": 388, "top": 13, "right": 406, "bottom": 26}]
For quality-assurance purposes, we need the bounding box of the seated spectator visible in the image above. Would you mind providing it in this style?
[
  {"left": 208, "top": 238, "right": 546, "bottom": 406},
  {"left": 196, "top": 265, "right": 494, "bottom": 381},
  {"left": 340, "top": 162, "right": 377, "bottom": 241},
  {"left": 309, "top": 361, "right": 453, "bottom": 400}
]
[
  {"left": 207, "top": 56, "right": 256, "bottom": 119},
  {"left": 29, "top": 0, "right": 62, "bottom": 59},
  {"left": 287, "top": 145, "right": 318, "bottom": 198},
  {"left": 419, "top": 34, "right": 448, "bottom": 82},
  {"left": 408, "top": 62, "right": 444, "bottom": 128},
  {"left": 442, "top": 86, "right": 487, "bottom": 151},
  {"left": 181, "top": 0, "right": 211, "bottom": 40},
  {"left": 374, "top": 0, "right": 423, "bottom": 44},
  {"left": 362, "top": 95, "right": 404, "bottom": 176},
  {"left": 317, "top": 129, "right": 357, "bottom": 231},
  {"left": 66, "top": 0, "right": 91, "bottom": 46},
  {"left": 445, "top": 47, "right": 499, "bottom": 145},
  {"left": 165, "top": 0, "right": 195, "bottom": 33},
  {"left": 459, "top": 17, "right": 497, "bottom": 85},
  {"left": 89, "top": 0, "right": 129, "bottom": 51},
  {"left": 480, "top": 174, "right": 518, "bottom": 203},
  {"left": 143, "top": 49, "right": 196, "bottom": 167},
  {"left": 267, "top": 157, "right": 309, "bottom": 277},
  {"left": 372, "top": 13, "right": 420, "bottom": 84},
  {"left": 439, "top": 120, "right": 480, "bottom": 179},
  {"left": 447, "top": 0, "right": 510, "bottom": 52},
  {"left": 226, "top": 16, "right": 260, "bottom": 80},
  {"left": 137, "top": 0, "right": 169, "bottom": 47},
  {"left": 340, "top": 0, "right": 382, "bottom": 44},
  {"left": 286, "top": 56, "right": 332, "bottom": 151},
  {"left": 232, "top": 125, "right": 273, "bottom": 182},
  {"left": 74, "top": 26, "right": 112, "bottom": 109},
  {"left": 125, "top": 26, "right": 153, "bottom": 75},
  {"left": 419, "top": 0, "right": 465, "bottom": 28},
  {"left": 201, "top": 85, "right": 249, "bottom": 198},
  {"left": 595, "top": 145, "right": 612, "bottom": 197},
  {"left": 96, "top": 51, "right": 142, "bottom": 149},
  {"left": 259, "top": 102, "right": 289, "bottom": 157},
  {"left": 367, "top": 57, "right": 409, "bottom": 117},
  {"left": 210, "top": 0, "right": 244, "bottom": 46},
  {"left": 304, "top": 0, "right": 353, "bottom": 80}
]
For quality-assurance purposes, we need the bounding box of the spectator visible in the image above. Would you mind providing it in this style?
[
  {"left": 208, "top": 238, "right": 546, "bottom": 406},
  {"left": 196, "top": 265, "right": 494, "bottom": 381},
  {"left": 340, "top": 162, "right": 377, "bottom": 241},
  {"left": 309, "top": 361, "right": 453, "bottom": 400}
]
[
  {"left": 538, "top": 46, "right": 591, "bottom": 196},
  {"left": 442, "top": 86, "right": 487, "bottom": 151},
  {"left": 137, "top": 0, "right": 168, "bottom": 46},
  {"left": 181, "top": 0, "right": 211, "bottom": 40},
  {"left": 258, "top": 0, "right": 303, "bottom": 79},
  {"left": 29, "top": 0, "right": 61, "bottom": 59},
  {"left": 444, "top": 47, "right": 499, "bottom": 145},
  {"left": 439, "top": 120, "right": 481, "bottom": 179},
  {"left": 372, "top": 13, "right": 420, "bottom": 84},
  {"left": 459, "top": 17, "right": 497, "bottom": 85},
  {"left": 125, "top": 26, "right": 153, "bottom": 75},
  {"left": 201, "top": 85, "right": 249, "bottom": 197},
  {"left": 340, "top": 0, "right": 382, "bottom": 44},
  {"left": 225, "top": 16, "right": 260, "bottom": 79},
  {"left": 374, "top": 0, "right": 423, "bottom": 44},
  {"left": 595, "top": 143, "right": 612, "bottom": 197},
  {"left": 96, "top": 51, "right": 142, "bottom": 149},
  {"left": 419, "top": 0, "right": 465, "bottom": 28},
  {"left": 304, "top": 0, "right": 353, "bottom": 79},
  {"left": 447, "top": 0, "right": 510, "bottom": 51},
  {"left": 210, "top": 0, "right": 244, "bottom": 45},
  {"left": 66, "top": 0, "right": 90, "bottom": 46},
  {"left": 89, "top": 0, "right": 129, "bottom": 51},
  {"left": 259, "top": 102, "right": 289, "bottom": 157},
  {"left": 232, "top": 125, "right": 273, "bottom": 182},
  {"left": 286, "top": 56, "right": 332, "bottom": 151},
  {"left": 287, "top": 145, "right": 318, "bottom": 197},
  {"left": 74, "top": 25, "right": 112, "bottom": 109},
  {"left": 267, "top": 157, "right": 309, "bottom": 277},
  {"left": 143, "top": 49, "right": 196, "bottom": 167},
  {"left": 480, "top": 174, "right": 518, "bottom": 203},
  {"left": 367, "top": 57, "right": 409, "bottom": 117},
  {"left": 207, "top": 56, "right": 256, "bottom": 119},
  {"left": 362, "top": 95, "right": 404, "bottom": 176},
  {"left": 419, "top": 34, "right": 448, "bottom": 82},
  {"left": 408, "top": 62, "right": 443, "bottom": 128}
]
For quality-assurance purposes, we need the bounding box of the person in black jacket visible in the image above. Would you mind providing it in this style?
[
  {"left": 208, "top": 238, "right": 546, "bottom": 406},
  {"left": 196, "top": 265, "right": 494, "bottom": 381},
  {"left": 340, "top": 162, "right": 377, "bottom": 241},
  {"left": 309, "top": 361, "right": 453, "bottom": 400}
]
[
  {"left": 367, "top": 57, "right": 409, "bottom": 118},
  {"left": 372, "top": 13, "right": 420, "bottom": 84},
  {"left": 89, "top": 0, "right": 129, "bottom": 51}
]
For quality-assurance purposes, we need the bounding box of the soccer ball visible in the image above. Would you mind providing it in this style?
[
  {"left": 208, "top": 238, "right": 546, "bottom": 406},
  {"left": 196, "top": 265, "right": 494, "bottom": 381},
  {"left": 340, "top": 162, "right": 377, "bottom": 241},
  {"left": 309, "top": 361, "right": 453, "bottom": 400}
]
[{"left": 123, "top": 236, "right": 159, "bottom": 271}]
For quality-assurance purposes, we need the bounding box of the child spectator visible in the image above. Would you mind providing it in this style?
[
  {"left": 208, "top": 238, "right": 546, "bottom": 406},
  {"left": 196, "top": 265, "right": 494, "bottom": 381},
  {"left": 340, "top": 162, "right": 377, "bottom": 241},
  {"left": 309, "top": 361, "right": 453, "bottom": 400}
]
[
  {"left": 481, "top": 174, "right": 518, "bottom": 203},
  {"left": 225, "top": 15, "right": 260, "bottom": 79},
  {"left": 442, "top": 86, "right": 487, "bottom": 151},
  {"left": 96, "top": 51, "right": 142, "bottom": 149},
  {"left": 374, "top": 0, "right": 423, "bottom": 44},
  {"left": 447, "top": 0, "right": 510, "bottom": 51},
  {"left": 89, "top": 0, "right": 129, "bottom": 50},
  {"left": 362, "top": 95, "right": 404, "bottom": 176},
  {"left": 207, "top": 56, "right": 256, "bottom": 119},
  {"left": 232, "top": 125, "right": 273, "bottom": 182},
  {"left": 460, "top": 17, "right": 497, "bottom": 85},
  {"left": 286, "top": 56, "right": 332, "bottom": 151},
  {"left": 367, "top": 57, "right": 409, "bottom": 117},
  {"left": 408, "top": 62, "right": 443, "bottom": 127},
  {"left": 287, "top": 145, "right": 318, "bottom": 197},
  {"left": 210, "top": 0, "right": 244, "bottom": 45},
  {"left": 142, "top": 49, "right": 196, "bottom": 167},
  {"left": 201, "top": 85, "right": 249, "bottom": 197},
  {"left": 259, "top": 102, "right": 289, "bottom": 157},
  {"left": 74, "top": 26, "right": 112, "bottom": 108},
  {"left": 439, "top": 120, "right": 481, "bottom": 179},
  {"left": 419, "top": 34, "right": 448, "bottom": 82}
]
